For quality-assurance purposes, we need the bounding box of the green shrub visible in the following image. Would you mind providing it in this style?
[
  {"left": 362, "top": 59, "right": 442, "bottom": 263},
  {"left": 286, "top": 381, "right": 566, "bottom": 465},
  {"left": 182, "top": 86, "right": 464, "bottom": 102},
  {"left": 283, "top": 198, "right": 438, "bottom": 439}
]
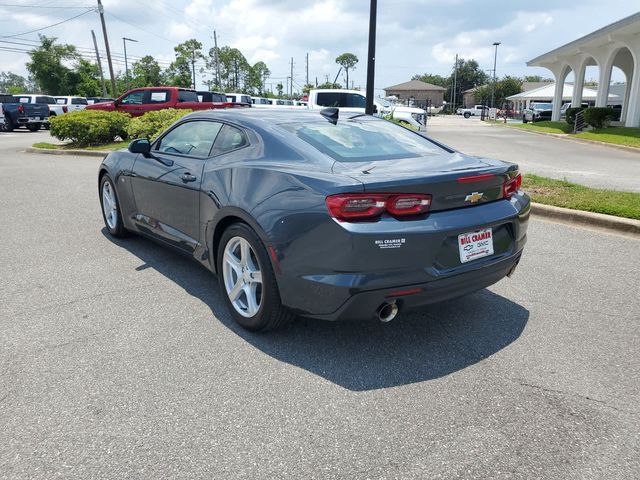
[
  {"left": 583, "top": 107, "right": 615, "bottom": 129},
  {"left": 49, "top": 110, "right": 130, "bottom": 146},
  {"left": 565, "top": 107, "right": 584, "bottom": 125},
  {"left": 126, "top": 109, "right": 193, "bottom": 141}
]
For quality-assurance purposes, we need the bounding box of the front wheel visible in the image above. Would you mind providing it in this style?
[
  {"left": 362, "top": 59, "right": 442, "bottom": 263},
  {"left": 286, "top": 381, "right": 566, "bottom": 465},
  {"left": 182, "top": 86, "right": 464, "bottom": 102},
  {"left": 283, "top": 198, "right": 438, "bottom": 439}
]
[
  {"left": 217, "top": 223, "right": 292, "bottom": 331},
  {"left": 4, "top": 116, "right": 14, "bottom": 132},
  {"left": 522, "top": 116, "right": 528, "bottom": 124},
  {"left": 463, "top": 112, "right": 471, "bottom": 118},
  {"left": 99, "top": 174, "right": 127, "bottom": 237}
]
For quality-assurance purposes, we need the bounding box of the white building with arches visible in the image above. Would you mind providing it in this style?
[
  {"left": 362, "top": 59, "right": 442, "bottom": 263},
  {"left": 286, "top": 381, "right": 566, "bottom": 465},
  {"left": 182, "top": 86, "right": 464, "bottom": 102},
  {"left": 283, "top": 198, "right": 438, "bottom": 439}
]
[{"left": 527, "top": 12, "right": 640, "bottom": 127}]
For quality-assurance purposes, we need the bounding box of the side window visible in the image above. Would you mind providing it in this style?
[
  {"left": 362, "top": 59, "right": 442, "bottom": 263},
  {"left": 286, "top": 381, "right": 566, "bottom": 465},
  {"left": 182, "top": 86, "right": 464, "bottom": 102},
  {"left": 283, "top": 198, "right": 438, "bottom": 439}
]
[
  {"left": 72, "top": 98, "right": 88, "bottom": 105},
  {"left": 156, "top": 121, "right": 223, "bottom": 158},
  {"left": 149, "top": 90, "right": 170, "bottom": 104},
  {"left": 346, "top": 94, "right": 366, "bottom": 108},
  {"left": 56, "top": 98, "right": 68, "bottom": 105},
  {"left": 178, "top": 90, "right": 198, "bottom": 102},
  {"left": 316, "top": 92, "right": 341, "bottom": 107},
  {"left": 17, "top": 97, "right": 31, "bottom": 103},
  {"left": 120, "top": 91, "right": 145, "bottom": 105},
  {"left": 211, "top": 124, "right": 248, "bottom": 156}
]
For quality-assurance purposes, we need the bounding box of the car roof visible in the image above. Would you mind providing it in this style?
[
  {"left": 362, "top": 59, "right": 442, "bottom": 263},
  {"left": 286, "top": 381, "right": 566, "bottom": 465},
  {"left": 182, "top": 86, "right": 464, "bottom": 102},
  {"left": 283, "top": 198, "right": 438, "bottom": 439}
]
[{"left": 183, "top": 108, "right": 370, "bottom": 130}]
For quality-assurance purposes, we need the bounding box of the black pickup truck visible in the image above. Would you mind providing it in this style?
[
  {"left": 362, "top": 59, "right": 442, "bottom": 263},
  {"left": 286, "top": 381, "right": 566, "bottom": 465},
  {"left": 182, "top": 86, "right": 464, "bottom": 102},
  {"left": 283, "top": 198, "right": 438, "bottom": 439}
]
[{"left": 1, "top": 93, "right": 50, "bottom": 132}]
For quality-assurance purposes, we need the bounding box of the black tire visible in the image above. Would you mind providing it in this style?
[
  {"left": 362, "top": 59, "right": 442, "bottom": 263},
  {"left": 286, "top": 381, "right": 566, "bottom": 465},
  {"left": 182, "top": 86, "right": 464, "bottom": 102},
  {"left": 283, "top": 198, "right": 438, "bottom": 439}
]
[
  {"left": 99, "top": 174, "right": 128, "bottom": 238},
  {"left": 27, "top": 123, "right": 41, "bottom": 132},
  {"left": 4, "top": 116, "right": 14, "bottom": 132},
  {"left": 522, "top": 115, "right": 528, "bottom": 124},
  {"left": 217, "top": 223, "right": 293, "bottom": 331},
  {"left": 464, "top": 112, "right": 471, "bottom": 118}
]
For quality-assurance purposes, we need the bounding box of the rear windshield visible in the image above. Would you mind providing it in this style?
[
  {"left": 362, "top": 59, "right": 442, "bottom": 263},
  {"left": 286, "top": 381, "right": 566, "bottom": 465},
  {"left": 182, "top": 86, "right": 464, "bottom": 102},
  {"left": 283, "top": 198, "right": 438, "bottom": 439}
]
[
  {"left": 533, "top": 103, "right": 552, "bottom": 110},
  {"left": 71, "top": 97, "right": 88, "bottom": 105},
  {"left": 316, "top": 92, "right": 366, "bottom": 108},
  {"left": 282, "top": 119, "right": 443, "bottom": 162},
  {"left": 178, "top": 90, "right": 198, "bottom": 102},
  {"left": 36, "top": 96, "right": 56, "bottom": 104}
]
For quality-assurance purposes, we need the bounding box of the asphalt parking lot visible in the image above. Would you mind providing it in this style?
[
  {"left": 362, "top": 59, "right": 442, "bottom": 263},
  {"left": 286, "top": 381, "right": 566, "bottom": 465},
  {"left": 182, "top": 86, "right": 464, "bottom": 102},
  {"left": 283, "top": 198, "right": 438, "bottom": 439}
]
[
  {"left": 427, "top": 115, "right": 640, "bottom": 192},
  {"left": 1, "top": 130, "right": 639, "bottom": 479}
]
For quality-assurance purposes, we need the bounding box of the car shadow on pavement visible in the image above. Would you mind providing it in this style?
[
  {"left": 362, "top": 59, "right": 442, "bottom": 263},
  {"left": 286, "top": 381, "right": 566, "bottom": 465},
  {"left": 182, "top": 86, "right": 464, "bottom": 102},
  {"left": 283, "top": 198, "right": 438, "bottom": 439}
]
[{"left": 104, "top": 229, "right": 530, "bottom": 392}]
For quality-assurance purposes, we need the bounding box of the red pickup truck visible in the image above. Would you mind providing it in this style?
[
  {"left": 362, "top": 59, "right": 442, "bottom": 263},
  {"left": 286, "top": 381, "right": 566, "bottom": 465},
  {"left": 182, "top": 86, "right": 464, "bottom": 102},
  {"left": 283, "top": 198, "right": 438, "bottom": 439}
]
[{"left": 86, "top": 87, "right": 229, "bottom": 117}]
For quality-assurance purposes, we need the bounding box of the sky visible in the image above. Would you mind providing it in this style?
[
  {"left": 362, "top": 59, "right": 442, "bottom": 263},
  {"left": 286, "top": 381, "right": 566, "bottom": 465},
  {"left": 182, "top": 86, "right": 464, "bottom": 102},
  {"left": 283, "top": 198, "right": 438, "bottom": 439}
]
[{"left": 0, "top": 0, "right": 638, "bottom": 95}]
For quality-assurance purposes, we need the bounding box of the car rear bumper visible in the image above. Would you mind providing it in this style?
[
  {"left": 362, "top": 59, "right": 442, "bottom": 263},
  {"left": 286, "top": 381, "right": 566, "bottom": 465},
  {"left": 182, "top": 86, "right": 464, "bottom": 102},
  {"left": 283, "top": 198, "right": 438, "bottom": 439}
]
[
  {"left": 277, "top": 194, "right": 530, "bottom": 321},
  {"left": 300, "top": 249, "right": 523, "bottom": 322}
]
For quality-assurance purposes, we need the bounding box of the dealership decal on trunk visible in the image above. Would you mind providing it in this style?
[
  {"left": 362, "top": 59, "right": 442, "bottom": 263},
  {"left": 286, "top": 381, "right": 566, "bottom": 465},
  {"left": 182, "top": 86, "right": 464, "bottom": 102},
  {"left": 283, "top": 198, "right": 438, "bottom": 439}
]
[
  {"left": 458, "top": 228, "right": 494, "bottom": 263},
  {"left": 375, "top": 238, "right": 406, "bottom": 249}
]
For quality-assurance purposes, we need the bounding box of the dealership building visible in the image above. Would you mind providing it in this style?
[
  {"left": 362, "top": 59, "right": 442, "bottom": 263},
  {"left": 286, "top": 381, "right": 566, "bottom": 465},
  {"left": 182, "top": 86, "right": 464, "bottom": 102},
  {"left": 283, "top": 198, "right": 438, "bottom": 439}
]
[{"left": 527, "top": 12, "right": 640, "bottom": 126}]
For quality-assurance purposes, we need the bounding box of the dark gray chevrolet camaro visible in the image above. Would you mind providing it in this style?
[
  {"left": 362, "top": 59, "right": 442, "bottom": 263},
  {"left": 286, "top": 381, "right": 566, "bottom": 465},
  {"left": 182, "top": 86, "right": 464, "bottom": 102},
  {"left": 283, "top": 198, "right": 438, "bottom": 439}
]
[{"left": 98, "top": 109, "right": 529, "bottom": 331}]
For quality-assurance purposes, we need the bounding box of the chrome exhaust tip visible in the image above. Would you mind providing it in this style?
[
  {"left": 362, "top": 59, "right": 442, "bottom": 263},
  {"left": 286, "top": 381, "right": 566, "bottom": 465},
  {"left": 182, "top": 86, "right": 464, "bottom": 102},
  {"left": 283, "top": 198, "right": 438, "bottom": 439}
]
[{"left": 377, "top": 301, "right": 399, "bottom": 323}]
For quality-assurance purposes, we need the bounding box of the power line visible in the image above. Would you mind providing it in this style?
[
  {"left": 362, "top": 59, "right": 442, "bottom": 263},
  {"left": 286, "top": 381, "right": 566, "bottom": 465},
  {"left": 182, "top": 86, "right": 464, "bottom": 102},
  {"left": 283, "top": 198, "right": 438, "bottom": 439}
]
[
  {"left": 0, "top": 3, "right": 93, "bottom": 8},
  {"left": 0, "top": 9, "right": 94, "bottom": 38}
]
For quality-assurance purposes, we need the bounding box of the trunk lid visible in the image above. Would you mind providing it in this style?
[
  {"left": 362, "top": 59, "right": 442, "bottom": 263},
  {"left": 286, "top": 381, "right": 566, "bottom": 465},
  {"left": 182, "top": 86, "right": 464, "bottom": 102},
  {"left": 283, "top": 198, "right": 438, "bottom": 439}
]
[{"left": 332, "top": 152, "right": 518, "bottom": 211}]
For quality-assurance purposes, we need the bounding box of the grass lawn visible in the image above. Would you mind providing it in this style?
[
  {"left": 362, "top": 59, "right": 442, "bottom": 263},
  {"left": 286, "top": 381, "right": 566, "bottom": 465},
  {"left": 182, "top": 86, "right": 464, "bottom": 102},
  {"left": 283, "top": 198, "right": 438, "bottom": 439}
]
[
  {"left": 576, "top": 127, "right": 640, "bottom": 148},
  {"left": 33, "top": 141, "right": 127, "bottom": 151},
  {"left": 503, "top": 121, "right": 573, "bottom": 134},
  {"left": 522, "top": 174, "right": 640, "bottom": 220}
]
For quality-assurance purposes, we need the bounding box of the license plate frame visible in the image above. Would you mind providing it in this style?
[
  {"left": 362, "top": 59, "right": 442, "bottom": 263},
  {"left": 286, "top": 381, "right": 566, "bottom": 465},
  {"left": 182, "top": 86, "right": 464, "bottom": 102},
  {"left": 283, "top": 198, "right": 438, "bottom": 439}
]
[{"left": 458, "top": 228, "right": 494, "bottom": 264}]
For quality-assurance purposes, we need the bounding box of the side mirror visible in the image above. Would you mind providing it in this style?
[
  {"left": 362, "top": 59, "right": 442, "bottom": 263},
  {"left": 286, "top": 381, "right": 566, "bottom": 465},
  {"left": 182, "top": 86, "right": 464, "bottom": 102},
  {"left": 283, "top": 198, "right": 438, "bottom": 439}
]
[{"left": 128, "top": 138, "right": 151, "bottom": 155}]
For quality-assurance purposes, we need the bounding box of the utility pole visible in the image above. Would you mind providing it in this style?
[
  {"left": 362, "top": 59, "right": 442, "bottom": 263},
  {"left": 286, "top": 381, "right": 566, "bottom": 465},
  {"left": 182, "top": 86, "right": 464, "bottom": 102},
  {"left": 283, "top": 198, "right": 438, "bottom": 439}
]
[
  {"left": 290, "top": 57, "right": 294, "bottom": 97},
  {"left": 306, "top": 52, "right": 309, "bottom": 85},
  {"left": 97, "top": 0, "right": 116, "bottom": 96},
  {"left": 91, "top": 30, "right": 107, "bottom": 97},
  {"left": 452, "top": 53, "right": 458, "bottom": 113},
  {"left": 122, "top": 37, "right": 137, "bottom": 92},
  {"left": 191, "top": 51, "right": 196, "bottom": 90},
  {"left": 491, "top": 42, "right": 501, "bottom": 108},
  {"left": 365, "top": 0, "right": 377, "bottom": 115},
  {"left": 213, "top": 30, "right": 221, "bottom": 90}
]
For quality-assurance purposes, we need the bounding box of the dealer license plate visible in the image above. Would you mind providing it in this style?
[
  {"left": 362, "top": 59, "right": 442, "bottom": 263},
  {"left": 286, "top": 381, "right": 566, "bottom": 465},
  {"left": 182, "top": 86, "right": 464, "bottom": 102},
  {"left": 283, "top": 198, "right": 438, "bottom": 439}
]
[
  {"left": 458, "top": 228, "right": 494, "bottom": 264},
  {"left": 28, "top": 117, "right": 41, "bottom": 122}
]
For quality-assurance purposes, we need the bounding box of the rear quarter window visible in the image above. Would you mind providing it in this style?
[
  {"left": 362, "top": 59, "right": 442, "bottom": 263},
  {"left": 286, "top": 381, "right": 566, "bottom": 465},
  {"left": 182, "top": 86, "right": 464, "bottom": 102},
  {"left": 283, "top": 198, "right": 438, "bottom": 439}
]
[{"left": 178, "top": 90, "right": 198, "bottom": 102}]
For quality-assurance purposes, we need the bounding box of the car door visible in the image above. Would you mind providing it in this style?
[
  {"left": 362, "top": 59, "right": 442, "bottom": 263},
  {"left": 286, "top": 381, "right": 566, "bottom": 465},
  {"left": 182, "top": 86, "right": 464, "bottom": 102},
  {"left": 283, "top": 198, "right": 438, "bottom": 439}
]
[
  {"left": 129, "top": 119, "right": 223, "bottom": 252},
  {"left": 117, "top": 89, "right": 147, "bottom": 116}
]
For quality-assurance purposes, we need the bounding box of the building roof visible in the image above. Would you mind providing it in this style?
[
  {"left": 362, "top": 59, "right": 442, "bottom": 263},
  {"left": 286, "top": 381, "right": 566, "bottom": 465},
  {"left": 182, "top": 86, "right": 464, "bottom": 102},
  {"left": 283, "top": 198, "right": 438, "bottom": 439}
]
[
  {"left": 506, "top": 83, "right": 619, "bottom": 101},
  {"left": 383, "top": 80, "right": 446, "bottom": 92},
  {"left": 522, "top": 81, "right": 552, "bottom": 92},
  {"left": 528, "top": 12, "right": 640, "bottom": 66}
]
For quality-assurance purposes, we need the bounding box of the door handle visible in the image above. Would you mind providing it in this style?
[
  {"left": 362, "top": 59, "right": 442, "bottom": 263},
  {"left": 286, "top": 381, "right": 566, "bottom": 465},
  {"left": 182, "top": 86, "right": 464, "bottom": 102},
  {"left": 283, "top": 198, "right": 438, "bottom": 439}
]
[{"left": 181, "top": 173, "right": 197, "bottom": 183}]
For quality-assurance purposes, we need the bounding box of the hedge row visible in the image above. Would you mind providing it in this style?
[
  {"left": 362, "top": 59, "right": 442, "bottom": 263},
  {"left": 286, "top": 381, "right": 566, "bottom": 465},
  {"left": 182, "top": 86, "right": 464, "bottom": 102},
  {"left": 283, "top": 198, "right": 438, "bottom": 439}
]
[
  {"left": 49, "top": 109, "right": 194, "bottom": 147},
  {"left": 565, "top": 106, "right": 616, "bottom": 129}
]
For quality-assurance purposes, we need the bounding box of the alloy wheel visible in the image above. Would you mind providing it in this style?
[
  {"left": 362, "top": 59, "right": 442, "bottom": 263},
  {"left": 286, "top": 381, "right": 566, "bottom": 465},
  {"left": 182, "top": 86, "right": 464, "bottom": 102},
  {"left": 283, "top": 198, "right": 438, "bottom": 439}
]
[
  {"left": 102, "top": 180, "right": 118, "bottom": 230},
  {"left": 222, "top": 236, "right": 263, "bottom": 318}
]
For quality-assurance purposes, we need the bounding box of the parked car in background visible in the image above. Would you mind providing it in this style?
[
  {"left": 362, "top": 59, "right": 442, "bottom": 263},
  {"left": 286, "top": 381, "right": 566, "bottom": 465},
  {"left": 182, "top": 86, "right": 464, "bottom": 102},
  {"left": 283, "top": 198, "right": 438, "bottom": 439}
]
[
  {"left": 307, "top": 89, "right": 427, "bottom": 130},
  {"left": 457, "top": 105, "right": 489, "bottom": 118},
  {"left": 87, "top": 97, "right": 115, "bottom": 105},
  {"left": 15, "top": 94, "right": 66, "bottom": 129},
  {"left": 522, "top": 102, "right": 553, "bottom": 123},
  {"left": 98, "top": 109, "right": 529, "bottom": 331},
  {"left": 251, "top": 96, "right": 272, "bottom": 106},
  {"left": 226, "top": 93, "right": 252, "bottom": 106},
  {"left": 0, "top": 93, "right": 49, "bottom": 131},
  {"left": 87, "top": 87, "right": 226, "bottom": 117},
  {"left": 54, "top": 96, "right": 89, "bottom": 112},
  {"left": 197, "top": 91, "right": 228, "bottom": 104}
]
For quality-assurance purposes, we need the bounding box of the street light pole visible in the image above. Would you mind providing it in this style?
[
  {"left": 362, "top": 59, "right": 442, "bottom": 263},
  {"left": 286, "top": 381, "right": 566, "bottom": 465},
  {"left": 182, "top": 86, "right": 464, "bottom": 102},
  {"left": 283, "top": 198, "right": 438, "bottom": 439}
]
[
  {"left": 365, "top": 0, "right": 377, "bottom": 115},
  {"left": 122, "top": 37, "right": 137, "bottom": 92},
  {"left": 491, "top": 42, "right": 501, "bottom": 108}
]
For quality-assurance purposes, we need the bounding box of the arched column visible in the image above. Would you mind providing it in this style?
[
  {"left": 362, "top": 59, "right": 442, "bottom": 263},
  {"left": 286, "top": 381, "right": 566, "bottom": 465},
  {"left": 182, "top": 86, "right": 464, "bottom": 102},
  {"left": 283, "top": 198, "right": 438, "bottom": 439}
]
[
  {"left": 547, "top": 63, "right": 570, "bottom": 121},
  {"left": 567, "top": 54, "right": 591, "bottom": 107},
  {"left": 614, "top": 35, "right": 640, "bottom": 127}
]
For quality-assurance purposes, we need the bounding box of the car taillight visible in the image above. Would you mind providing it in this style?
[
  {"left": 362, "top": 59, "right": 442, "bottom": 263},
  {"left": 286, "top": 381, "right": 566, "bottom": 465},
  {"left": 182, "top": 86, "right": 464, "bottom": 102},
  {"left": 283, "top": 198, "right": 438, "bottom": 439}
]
[
  {"left": 18, "top": 104, "right": 24, "bottom": 114},
  {"left": 326, "top": 193, "right": 431, "bottom": 221},
  {"left": 62, "top": 106, "right": 68, "bottom": 113},
  {"left": 503, "top": 173, "right": 522, "bottom": 199}
]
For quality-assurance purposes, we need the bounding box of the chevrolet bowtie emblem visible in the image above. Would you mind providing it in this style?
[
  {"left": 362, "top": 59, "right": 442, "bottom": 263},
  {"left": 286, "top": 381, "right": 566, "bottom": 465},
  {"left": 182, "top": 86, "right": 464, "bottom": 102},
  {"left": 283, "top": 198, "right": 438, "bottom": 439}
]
[{"left": 465, "top": 192, "right": 484, "bottom": 203}]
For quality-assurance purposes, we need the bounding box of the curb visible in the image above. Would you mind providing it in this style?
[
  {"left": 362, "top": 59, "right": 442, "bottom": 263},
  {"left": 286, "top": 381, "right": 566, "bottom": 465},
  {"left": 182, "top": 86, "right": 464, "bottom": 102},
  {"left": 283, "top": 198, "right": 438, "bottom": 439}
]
[
  {"left": 531, "top": 202, "right": 640, "bottom": 236},
  {"left": 495, "top": 124, "right": 640, "bottom": 153},
  {"left": 25, "top": 147, "right": 109, "bottom": 157}
]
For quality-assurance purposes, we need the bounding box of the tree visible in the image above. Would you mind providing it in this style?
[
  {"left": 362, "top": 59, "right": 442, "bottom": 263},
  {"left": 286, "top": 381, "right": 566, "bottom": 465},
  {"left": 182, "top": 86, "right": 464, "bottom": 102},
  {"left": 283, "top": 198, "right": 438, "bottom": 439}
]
[
  {"left": 67, "top": 59, "right": 101, "bottom": 97},
  {"left": 246, "top": 61, "right": 271, "bottom": 94},
  {"left": 316, "top": 82, "right": 342, "bottom": 89},
  {"left": 26, "top": 35, "right": 79, "bottom": 95},
  {"left": 171, "top": 39, "right": 203, "bottom": 88},
  {"left": 0, "top": 72, "right": 32, "bottom": 94},
  {"left": 411, "top": 73, "right": 448, "bottom": 88},
  {"left": 474, "top": 76, "right": 523, "bottom": 108},
  {"left": 302, "top": 83, "right": 315, "bottom": 94},
  {"left": 276, "top": 82, "right": 284, "bottom": 97},
  {"left": 335, "top": 53, "right": 358, "bottom": 89},
  {"left": 523, "top": 75, "right": 553, "bottom": 83},
  {"left": 131, "top": 56, "right": 163, "bottom": 87}
]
